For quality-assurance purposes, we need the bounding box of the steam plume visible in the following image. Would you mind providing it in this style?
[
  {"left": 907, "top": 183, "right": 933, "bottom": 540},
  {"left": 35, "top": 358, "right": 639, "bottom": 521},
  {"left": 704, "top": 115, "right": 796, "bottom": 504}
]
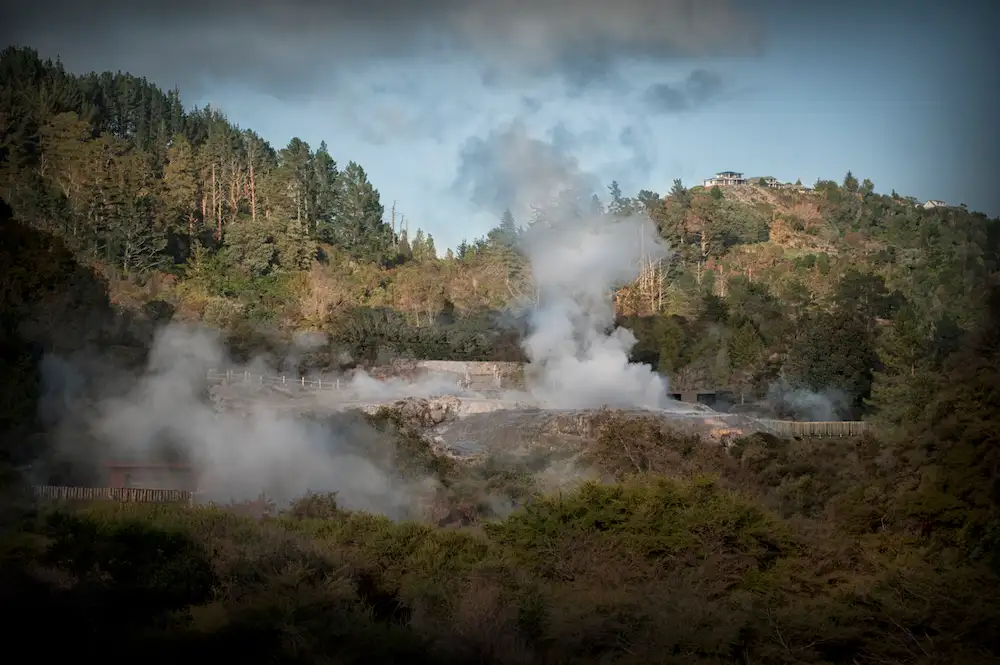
[
  {"left": 46, "top": 325, "right": 438, "bottom": 515},
  {"left": 465, "top": 122, "right": 675, "bottom": 409},
  {"left": 520, "top": 209, "right": 672, "bottom": 409}
]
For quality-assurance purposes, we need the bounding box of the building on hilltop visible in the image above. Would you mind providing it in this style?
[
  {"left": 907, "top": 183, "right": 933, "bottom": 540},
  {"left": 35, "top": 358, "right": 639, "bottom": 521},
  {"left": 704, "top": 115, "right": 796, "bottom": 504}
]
[
  {"left": 702, "top": 171, "right": 747, "bottom": 187},
  {"left": 922, "top": 199, "right": 948, "bottom": 209},
  {"left": 705, "top": 172, "right": 813, "bottom": 190}
]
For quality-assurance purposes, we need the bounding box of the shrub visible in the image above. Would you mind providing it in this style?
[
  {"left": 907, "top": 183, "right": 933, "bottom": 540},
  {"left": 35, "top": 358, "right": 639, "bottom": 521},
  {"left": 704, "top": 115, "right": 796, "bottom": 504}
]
[
  {"left": 40, "top": 511, "right": 216, "bottom": 613},
  {"left": 285, "top": 491, "right": 343, "bottom": 520}
]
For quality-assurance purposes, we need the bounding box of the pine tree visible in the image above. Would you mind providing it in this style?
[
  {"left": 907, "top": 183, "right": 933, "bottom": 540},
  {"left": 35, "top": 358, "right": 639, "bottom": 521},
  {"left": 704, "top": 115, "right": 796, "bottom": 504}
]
[
  {"left": 498, "top": 208, "right": 518, "bottom": 245},
  {"left": 276, "top": 137, "right": 313, "bottom": 230},
  {"left": 608, "top": 180, "right": 632, "bottom": 216},
  {"left": 843, "top": 170, "right": 859, "bottom": 194},
  {"left": 162, "top": 134, "right": 199, "bottom": 237},
  {"left": 411, "top": 228, "right": 427, "bottom": 261},
  {"left": 488, "top": 208, "right": 519, "bottom": 249},
  {"left": 860, "top": 178, "right": 875, "bottom": 197},
  {"left": 333, "top": 161, "right": 388, "bottom": 262},
  {"left": 867, "top": 305, "right": 939, "bottom": 425},
  {"left": 311, "top": 140, "right": 339, "bottom": 243},
  {"left": 669, "top": 179, "right": 691, "bottom": 208}
]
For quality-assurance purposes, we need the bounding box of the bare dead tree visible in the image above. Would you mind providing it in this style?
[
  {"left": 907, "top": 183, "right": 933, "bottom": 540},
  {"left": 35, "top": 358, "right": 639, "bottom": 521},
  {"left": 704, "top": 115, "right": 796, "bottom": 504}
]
[{"left": 390, "top": 200, "right": 398, "bottom": 247}]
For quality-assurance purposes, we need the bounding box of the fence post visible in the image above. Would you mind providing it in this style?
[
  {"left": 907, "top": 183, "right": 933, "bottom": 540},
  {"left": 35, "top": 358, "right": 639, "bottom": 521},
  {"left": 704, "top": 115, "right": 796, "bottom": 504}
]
[{"left": 282, "top": 376, "right": 286, "bottom": 385}]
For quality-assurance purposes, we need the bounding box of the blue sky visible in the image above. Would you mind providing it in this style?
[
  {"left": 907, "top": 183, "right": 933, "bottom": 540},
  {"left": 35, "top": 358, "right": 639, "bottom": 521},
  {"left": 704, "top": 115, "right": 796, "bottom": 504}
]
[{"left": 6, "top": 0, "right": 997, "bottom": 252}]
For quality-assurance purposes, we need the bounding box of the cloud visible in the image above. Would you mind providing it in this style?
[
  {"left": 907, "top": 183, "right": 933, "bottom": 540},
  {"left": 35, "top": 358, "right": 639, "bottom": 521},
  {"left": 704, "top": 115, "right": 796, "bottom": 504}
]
[
  {"left": 521, "top": 96, "right": 544, "bottom": 114},
  {"left": 452, "top": 120, "right": 599, "bottom": 219},
  {"left": 2, "top": 0, "right": 764, "bottom": 96},
  {"left": 618, "top": 123, "right": 655, "bottom": 180},
  {"left": 452, "top": 115, "right": 663, "bottom": 231},
  {"left": 326, "top": 84, "right": 480, "bottom": 146},
  {"left": 642, "top": 69, "right": 729, "bottom": 114}
]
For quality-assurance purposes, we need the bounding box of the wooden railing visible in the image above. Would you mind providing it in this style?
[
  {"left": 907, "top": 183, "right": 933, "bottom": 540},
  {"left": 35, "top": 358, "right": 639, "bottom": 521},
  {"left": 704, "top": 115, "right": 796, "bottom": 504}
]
[
  {"left": 756, "top": 419, "right": 871, "bottom": 438},
  {"left": 205, "top": 369, "right": 495, "bottom": 391},
  {"left": 33, "top": 486, "right": 193, "bottom": 504},
  {"left": 207, "top": 369, "right": 345, "bottom": 391}
]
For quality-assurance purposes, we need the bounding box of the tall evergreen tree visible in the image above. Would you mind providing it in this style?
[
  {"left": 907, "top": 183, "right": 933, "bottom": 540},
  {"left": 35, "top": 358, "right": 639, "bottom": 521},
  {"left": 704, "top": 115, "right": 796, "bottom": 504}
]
[
  {"left": 311, "top": 140, "right": 339, "bottom": 244},
  {"left": 867, "top": 304, "right": 940, "bottom": 425},
  {"left": 336, "top": 161, "right": 389, "bottom": 262}
]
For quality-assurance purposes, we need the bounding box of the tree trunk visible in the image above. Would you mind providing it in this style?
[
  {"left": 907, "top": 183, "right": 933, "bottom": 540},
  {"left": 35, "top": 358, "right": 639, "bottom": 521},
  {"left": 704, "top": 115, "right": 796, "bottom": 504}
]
[
  {"left": 212, "top": 163, "right": 219, "bottom": 240},
  {"left": 228, "top": 157, "right": 240, "bottom": 225},
  {"left": 390, "top": 200, "right": 397, "bottom": 248},
  {"left": 249, "top": 161, "right": 257, "bottom": 221}
]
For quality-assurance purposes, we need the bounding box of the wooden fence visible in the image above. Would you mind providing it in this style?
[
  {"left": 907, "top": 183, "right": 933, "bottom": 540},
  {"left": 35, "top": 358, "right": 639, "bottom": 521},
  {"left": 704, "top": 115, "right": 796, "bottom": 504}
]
[
  {"left": 206, "top": 368, "right": 495, "bottom": 391},
  {"left": 32, "top": 485, "right": 193, "bottom": 504},
  {"left": 207, "top": 369, "right": 346, "bottom": 391},
  {"left": 756, "top": 420, "right": 871, "bottom": 438}
]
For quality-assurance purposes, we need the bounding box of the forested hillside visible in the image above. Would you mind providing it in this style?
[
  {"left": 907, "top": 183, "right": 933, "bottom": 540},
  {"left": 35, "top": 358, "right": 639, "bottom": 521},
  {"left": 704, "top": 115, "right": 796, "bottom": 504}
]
[{"left": 2, "top": 46, "right": 998, "bottom": 423}]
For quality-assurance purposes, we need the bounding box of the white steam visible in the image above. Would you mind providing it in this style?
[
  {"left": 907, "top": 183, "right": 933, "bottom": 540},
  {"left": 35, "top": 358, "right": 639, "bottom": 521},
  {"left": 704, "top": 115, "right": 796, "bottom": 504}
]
[
  {"left": 520, "top": 211, "right": 672, "bottom": 409},
  {"left": 767, "top": 382, "right": 850, "bottom": 422},
  {"left": 468, "top": 122, "right": 677, "bottom": 410},
  {"left": 51, "top": 325, "right": 438, "bottom": 515}
]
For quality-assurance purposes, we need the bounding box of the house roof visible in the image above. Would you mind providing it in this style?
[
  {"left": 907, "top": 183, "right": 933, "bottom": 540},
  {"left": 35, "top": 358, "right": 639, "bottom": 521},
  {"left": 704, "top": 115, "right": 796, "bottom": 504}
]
[{"left": 716, "top": 171, "right": 743, "bottom": 176}]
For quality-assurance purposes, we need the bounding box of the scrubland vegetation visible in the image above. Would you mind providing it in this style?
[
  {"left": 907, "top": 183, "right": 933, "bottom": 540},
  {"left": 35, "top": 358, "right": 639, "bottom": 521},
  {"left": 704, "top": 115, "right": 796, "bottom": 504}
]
[{"left": 4, "top": 354, "right": 1000, "bottom": 664}]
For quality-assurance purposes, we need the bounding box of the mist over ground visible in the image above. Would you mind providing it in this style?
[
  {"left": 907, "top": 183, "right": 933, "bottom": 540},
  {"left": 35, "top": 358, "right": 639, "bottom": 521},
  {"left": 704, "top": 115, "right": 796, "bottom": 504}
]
[{"left": 39, "top": 325, "right": 439, "bottom": 514}]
